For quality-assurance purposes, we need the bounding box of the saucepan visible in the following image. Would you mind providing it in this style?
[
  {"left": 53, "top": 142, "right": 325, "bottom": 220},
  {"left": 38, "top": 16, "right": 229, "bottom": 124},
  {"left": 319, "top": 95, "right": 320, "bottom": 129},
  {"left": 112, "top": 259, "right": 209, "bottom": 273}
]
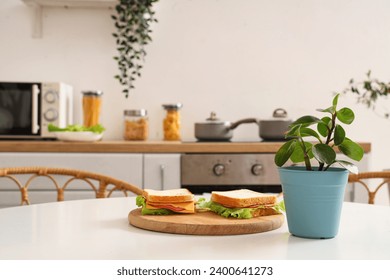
[
  {"left": 195, "top": 112, "right": 258, "bottom": 141},
  {"left": 258, "top": 108, "right": 293, "bottom": 141}
]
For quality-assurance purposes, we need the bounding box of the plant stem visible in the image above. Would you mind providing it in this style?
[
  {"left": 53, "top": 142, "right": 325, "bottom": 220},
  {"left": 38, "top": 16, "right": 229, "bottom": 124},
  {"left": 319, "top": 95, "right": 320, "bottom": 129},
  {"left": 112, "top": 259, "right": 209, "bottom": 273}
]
[
  {"left": 324, "top": 164, "right": 331, "bottom": 171},
  {"left": 299, "top": 137, "right": 312, "bottom": 171},
  {"left": 319, "top": 112, "right": 337, "bottom": 171},
  {"left": 325, "top": 113, "right": 336, "bottom": 145}
]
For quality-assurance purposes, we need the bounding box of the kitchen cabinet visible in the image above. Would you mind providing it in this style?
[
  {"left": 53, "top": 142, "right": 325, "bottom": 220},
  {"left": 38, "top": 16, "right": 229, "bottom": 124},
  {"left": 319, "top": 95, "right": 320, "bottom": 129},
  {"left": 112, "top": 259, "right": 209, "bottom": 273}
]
[
  {"left": 21, "top": 0, "right": 116, "bottom": 38},
  {"left": 143, "top": 154, "right": 181, "bottom": 190},
  {"left": 0, "top": 152, "right": 143, "bottom": 208}
]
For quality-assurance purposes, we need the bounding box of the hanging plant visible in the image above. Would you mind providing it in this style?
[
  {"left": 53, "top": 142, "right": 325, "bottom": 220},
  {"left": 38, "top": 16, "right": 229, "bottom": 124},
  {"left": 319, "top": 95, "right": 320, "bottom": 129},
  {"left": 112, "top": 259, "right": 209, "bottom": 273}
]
[{"left": 111, "top": 0, "right": 159, "bottom": 98}]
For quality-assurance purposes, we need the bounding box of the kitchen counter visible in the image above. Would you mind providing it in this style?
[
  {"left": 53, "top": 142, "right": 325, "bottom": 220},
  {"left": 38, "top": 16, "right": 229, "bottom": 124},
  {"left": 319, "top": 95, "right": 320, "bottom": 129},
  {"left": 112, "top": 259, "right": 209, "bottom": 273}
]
[{"left": 0, "top": 140, "right": 372, "bottom": 153}]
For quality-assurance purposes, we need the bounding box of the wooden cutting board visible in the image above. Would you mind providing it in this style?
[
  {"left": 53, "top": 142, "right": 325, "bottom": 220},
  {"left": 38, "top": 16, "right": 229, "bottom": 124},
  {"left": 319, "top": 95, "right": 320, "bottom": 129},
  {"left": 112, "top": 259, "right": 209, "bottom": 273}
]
[{"left": 128, "top": 208, "right": 284, "bottom": 235}]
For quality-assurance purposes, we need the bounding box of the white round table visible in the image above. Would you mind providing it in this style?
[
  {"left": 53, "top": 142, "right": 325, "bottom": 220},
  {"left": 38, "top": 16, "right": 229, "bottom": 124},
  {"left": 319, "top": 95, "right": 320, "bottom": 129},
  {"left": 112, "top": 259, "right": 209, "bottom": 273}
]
[{"left": 0, "top": 197, "right": 389, "bottom": 259}]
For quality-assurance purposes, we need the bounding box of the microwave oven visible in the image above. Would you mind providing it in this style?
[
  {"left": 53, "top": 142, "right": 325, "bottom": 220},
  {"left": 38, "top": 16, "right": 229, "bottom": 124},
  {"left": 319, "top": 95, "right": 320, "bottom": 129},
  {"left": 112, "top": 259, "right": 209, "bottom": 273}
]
[{"left": 0, "top": 82, "right": 73, "bottom": 139}]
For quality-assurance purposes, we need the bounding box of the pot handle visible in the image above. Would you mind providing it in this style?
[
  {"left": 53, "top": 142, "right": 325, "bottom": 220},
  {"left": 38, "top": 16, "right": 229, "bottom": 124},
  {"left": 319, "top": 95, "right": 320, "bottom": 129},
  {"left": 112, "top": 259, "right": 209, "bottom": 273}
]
[
  {"left": 273, "top": 108, "right": 288, "bottom": 118},
  {"left": 229, "top": 118, "right": 258, "bottom": 130}
]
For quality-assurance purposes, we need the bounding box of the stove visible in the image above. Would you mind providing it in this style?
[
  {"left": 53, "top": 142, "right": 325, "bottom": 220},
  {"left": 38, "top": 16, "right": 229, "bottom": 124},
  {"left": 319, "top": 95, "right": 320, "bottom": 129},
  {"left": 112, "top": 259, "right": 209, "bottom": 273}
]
[{"left": 181, "top": 153, "right": 282, "bottom": 194}]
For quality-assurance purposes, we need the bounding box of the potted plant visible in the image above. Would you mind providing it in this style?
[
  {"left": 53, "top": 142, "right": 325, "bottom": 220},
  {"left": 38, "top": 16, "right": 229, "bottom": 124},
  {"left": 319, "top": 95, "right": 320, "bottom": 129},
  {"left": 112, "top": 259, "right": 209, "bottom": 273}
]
[
  {"left": 274, "top": 93, "right": 364, "bottom": 239},
  {"left": 111, "top": 0, "right": 159, "bottom": 98},
  {"left": 343, "top": 70, "right": 390, "bottom": 119}
]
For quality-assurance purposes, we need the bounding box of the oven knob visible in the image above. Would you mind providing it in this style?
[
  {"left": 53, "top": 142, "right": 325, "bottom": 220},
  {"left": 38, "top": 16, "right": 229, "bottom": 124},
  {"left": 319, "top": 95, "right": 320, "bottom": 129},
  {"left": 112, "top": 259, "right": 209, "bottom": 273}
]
[
  {"left": 251, "top": 164, "right": 263, "bottom": 176},
  {"left": 44, "top": 90, "right": 57, "bottom": 104},
  {"left": 44, "top": 108, "right": 58, "bottom": 122},
  {"left": 213, "top": 164, "right": 225, "bottom": 176}
]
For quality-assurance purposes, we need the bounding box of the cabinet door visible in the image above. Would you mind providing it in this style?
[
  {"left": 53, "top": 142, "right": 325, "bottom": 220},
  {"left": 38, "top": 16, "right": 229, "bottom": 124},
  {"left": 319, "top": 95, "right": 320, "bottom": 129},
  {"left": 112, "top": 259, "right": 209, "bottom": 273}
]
[
  {"left": 143, "top": 154, "right": 181, "bottom": 190},
  {"left": 0, "top": 153, "right": 143, "bottom": 207}
]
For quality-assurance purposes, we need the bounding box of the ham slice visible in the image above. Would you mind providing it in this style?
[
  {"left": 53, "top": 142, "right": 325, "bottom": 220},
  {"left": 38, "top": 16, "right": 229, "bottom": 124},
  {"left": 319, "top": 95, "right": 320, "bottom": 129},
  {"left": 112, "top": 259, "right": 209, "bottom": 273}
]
[
  {"left": 220, "top": 203, "right": 275, "bottom": 209},
  {"left": 146, "top": 201, "right": 195, "bottom": 213}
]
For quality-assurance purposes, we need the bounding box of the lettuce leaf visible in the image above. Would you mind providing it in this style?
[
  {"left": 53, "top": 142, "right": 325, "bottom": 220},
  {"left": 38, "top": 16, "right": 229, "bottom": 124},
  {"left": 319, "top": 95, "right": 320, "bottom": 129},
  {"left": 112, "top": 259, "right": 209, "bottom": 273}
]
[
  {"left": 48, "top": 123, "right": 105, "bottom": 134},
  {"left": 273, "top": 200, "right": 285, "bottom": 213},
  {"left": 196, "top": 197, "right": 285, "bottom": 219},
  {"left": 135, "top": 195, "right": 174, "bottom": 215},
  {"left": 198, "top": 200, "right": 254, "bottom": 219}
]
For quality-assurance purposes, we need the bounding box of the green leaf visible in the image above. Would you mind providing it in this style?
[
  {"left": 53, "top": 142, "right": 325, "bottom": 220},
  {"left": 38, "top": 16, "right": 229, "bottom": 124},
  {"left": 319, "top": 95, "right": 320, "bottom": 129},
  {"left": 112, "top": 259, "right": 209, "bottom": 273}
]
[
  {"left": 333, "top": 93, "right": 340, "bottom": 106},
  {"left": 273, "top": 200, "right": 285, "bottom": 213},
  {"left": 274, "top": 140, "right": 296, "bottom": 167},
  {"left": 317, "top": 117, "right": 331, "bottom": 137},
  {"left": 200, "top": 201, "right": 254, "bottom": 219},
  {"left": 285, "top": 124, "right": 300, "bottom": 138},
  {"left": 285, "top": 124, "right": 321, "bottom": 141},
  {"left": 337, "top": 108, "right": 355, "bottom": 124},
  {"left": 136, "top": 195, "right": 146, "bottom": 207},
  {"left": 290, "top": 142, "right": 313, "bottom": 163},
  {"left": 291, "top": 115, "right": 321, "bottom": 127},
  {"left": 316, "top": 106, "right": 335, "bottom": 114},
  {"left": 299, "top": 127, "right": 322, "bottom": 141},
  {"left": 334, "top": 124, "right": 346, "bottom": 145},
  {"left": 335, "top": 160, "right": 359, "bottom": 174},
  {"left": 312, "top": 144, "right": 336, "bottom": 165},
  {"left": 338, "top": 138, "right": 364, "bottom": 161}
]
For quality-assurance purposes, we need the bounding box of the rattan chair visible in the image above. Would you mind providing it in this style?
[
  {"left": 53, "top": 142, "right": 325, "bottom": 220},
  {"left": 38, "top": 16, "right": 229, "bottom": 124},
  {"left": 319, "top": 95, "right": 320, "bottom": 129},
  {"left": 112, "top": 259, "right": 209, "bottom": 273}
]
[
  {"left": 0, "top": 166, "right": 143, "bottom": 206},
  {"left": 348, "top": 171, "right": 390, "bottom": 204}
]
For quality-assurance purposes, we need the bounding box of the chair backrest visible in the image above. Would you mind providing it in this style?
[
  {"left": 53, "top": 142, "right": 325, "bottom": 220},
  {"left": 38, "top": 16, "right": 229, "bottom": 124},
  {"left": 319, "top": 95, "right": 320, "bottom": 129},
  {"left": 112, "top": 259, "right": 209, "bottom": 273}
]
[
  {"left": 348, "top": 171, "right": 390, "bottom": 204},
  {"left": 0, "top": 166, "right": 143, "bottom": 206}
]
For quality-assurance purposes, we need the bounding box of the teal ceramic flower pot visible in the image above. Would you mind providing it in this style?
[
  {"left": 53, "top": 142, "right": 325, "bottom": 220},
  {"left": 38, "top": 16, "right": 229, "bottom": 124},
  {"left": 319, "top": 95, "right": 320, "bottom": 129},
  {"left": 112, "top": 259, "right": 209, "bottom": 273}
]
[{"left": 278, "top": 166, "right": 349, "bottom": 239}]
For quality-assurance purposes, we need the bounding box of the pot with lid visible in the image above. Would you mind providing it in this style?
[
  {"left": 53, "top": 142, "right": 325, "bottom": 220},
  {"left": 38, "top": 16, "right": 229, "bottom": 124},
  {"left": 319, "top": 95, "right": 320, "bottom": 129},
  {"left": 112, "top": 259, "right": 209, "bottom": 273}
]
[
  {"left": 195, "top": 112, "right": 258, "bottom": 141},
  {"left": 259, "top": 108, "right": 292, "bottom": 141}
]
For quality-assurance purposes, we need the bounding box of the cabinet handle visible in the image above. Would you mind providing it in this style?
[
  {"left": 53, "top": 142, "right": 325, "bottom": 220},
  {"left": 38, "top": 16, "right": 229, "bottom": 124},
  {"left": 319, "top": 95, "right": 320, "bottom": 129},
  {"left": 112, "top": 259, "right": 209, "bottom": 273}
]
[{"left": 160, "top": 164, "right": 165, "bottom": 190}]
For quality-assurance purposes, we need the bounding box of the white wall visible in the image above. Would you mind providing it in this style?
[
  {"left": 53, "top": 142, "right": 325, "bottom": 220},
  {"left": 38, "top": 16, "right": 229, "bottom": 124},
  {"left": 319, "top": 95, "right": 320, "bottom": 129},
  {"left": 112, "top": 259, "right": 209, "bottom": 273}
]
[{"left": 1, "top": 1, "right": 390, "bottom": 202}]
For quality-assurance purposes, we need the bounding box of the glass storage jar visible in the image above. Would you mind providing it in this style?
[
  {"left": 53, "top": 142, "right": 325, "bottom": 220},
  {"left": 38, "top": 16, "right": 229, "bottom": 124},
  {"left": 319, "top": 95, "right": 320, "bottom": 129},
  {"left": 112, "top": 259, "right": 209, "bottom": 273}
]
[
  {"left": 82, "top": 90, "right": 103, "bottom": 127},
  {"left": 162, "top": 103, "right": 182, "bottom": 141},
  {"left": 123, "top": 109, "right": 148, "bottom": 141}
]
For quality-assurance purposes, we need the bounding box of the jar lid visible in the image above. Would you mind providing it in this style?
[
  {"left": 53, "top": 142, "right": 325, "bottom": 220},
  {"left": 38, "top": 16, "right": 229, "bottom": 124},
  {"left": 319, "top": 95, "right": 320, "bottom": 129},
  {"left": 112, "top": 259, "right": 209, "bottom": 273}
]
[
  {"left": 124, "top": 109, "right": 147, "bottom": 116},
  {"left": 82, "top": 90, "right": 103, "bottom": 96},
  {"left": 162, "top": 103, "right": 183, "bottom": 110}
]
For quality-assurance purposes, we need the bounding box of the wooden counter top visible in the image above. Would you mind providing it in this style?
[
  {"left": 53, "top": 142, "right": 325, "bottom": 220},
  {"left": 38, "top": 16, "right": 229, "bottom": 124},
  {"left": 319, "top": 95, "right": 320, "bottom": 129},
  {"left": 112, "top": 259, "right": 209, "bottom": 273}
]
[{"left": 0, "top": 140, "right": 372, "bottom": 154}]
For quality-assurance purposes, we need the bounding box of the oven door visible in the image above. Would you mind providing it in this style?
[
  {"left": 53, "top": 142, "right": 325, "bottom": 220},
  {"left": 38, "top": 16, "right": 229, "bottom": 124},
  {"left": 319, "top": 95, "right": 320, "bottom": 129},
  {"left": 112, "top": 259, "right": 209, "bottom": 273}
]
[
  {"left": 181, "top": 154, "right": 282, "bottom": 194},
  {"left": 0, "top": 82, "right": 41, "bottom": 138}
]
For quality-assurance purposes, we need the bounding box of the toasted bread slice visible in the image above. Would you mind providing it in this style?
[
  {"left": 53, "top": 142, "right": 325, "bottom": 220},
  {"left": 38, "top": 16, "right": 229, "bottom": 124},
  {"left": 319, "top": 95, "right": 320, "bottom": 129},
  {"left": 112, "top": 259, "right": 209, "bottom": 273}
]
[
  {"left": 211, "top": 189, "right": 277, "bottom": 208},
  {"left": 142, "top": 188, "right": 194, "bottom": 203}
]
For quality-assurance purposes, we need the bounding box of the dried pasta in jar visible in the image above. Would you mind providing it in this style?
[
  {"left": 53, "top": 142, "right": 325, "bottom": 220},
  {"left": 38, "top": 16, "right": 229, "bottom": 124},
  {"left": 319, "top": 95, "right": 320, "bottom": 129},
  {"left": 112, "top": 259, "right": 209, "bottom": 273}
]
[
  {"left": 82, "top": 91, "right": 103, "bottom": 127},
  {"left": 162, "top": 104, "right": 182, "bottom": 141},
  {"left": 123, "top": 109, "right": 148, "bottom": 141}
]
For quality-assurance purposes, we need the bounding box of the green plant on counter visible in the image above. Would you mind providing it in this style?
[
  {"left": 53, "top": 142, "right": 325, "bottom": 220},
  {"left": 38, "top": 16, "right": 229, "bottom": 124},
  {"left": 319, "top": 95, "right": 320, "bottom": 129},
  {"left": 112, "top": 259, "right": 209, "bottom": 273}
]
[
  {"left": 343, "top": 70, "right": 390, "bottom": 118},
  {"left": 111, "top": 0, "right": 159, "bottom": 98},
  {"left": 274, "top": 94, "right": 364, "bottom": 173}
]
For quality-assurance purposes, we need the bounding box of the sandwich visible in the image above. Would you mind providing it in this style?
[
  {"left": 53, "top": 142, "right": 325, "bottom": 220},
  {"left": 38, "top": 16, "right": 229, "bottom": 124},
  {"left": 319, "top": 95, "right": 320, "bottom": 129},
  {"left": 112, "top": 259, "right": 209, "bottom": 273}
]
[
  {"left": 136, "top": 188, "right": 195, "bottom": 215},
  {"left": 197, "top": 189, "right": 284, "bottom": 219}
]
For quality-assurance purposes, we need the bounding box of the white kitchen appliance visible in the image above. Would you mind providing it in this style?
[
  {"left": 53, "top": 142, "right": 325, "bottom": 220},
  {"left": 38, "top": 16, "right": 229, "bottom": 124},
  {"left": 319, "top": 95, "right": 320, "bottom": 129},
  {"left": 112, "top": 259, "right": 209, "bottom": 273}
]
[{"left": 0, "top": 82, "right": 73, "bottom": 139}]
